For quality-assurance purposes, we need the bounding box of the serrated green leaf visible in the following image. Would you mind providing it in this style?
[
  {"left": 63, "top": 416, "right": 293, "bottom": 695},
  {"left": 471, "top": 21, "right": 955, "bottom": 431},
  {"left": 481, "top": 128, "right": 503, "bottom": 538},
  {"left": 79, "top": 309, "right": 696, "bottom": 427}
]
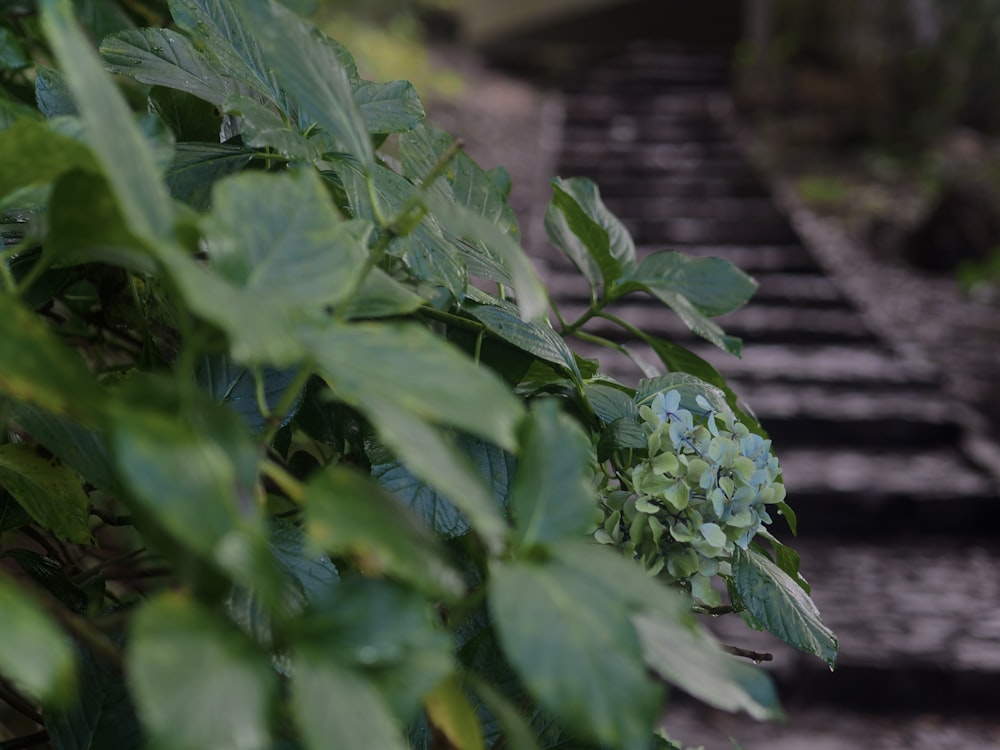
[
  {"left": 45, "top": 641, "right": 144, "bottom": 750},
  {"left": 41, "top": 0, "right": 174, "bottom": 244},
  {"left": 490, "top": 557, "right": 662, "bottom": 749},
  {"left": 585, "top": 382, "right": 639, "bottom": 424},
  {"left": 149, "top": 87, "right": 224, "bottom": 142},
  {"left": 632, "top": 612, "right": 781, "bottom": 721},
  {"left": 619, "top": 251, "right": 757, "bottom": 318},
  {"left": 242, "top": 0, "right": 374, "bottom": 172},
  {"left": 203, "top": 169, "right": 367, "bottom": 308},
  {"left": 0, "top": 573, "right": 75, "bottom": 704},
  {"left": 108, "top": 388, "right": 263, "bottom": 581},
  {"left": 597, "top": 417, "right": 647, "bottom": 461},
  {"left": 129, "top": 592, "right": 276, "bottom": 750},
  {"left": 466, "top": 301, "right": 581, "bottom": 382},
  {"left": 11, "top": 403, "right": 119, "bottom": 495},
  {"left": 101, "top": 27, "right": 242, "bottom": 107},
  {"left": 510, "top": 400, "right": 595, "bottom": 549},
  {"left": 292, "top": 655, "right": 409, "bottom": 750},
  {"left": 304, "top": 321, "right": 522, "bottom": 452},
  {"left": 304, "top": 466, "right": 465, "bottom": 599},
  {"left": 400, "top": 124, "right": 518, "bottom": 241},
  {"left": 355, "top": 78, "right": 425, "bottom": 135},
  {"left": 343, "top": 267, "right": 426, "bottom": 319},
  {"left": 0, "top": 444, "right": 92, "bottom": 543},
  {"left": 35, "top": 65, "right": 76, "bottom": 119},
  {"left": 546, "top": 177, "right": 636, "bottom": 291},
  {"left": 223, "top": 94, "right": 324, "bottom": 160},
  {"left": 372, "top": 436, "right": 514, "bottom": 539},
  {"left": 732, "top": 547, "right": 837, "bottom": 668},
  {"left": 0, "top": 294, "right": 104, "bottom": 422},
  {"left": 632, "top": 331, "right": 767, "bottom": 438},
  {"left": 635, "top": 372, "right": 731, "bottom": 416},
  {"left": 756, "top": 529, "right": 809, "bottom": 593},
  {"left": 196, "top": 352, "right": 304, "bottom": 434},
  {"left": 4, "top": 549, "right": 89, "bottom": 615},
  {"left": 165, "top": 142, "right": 254, "bottom": 210},
  {"left": 340, "top": 161, "right": 468, "bottom": 300}
]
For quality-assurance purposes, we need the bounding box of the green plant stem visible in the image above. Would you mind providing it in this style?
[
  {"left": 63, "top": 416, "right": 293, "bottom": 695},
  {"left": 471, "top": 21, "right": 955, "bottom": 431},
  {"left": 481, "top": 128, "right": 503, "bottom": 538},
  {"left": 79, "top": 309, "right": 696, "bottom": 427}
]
[
  {"left": 336, "top": 140, "right": 465, "bottom": 321},
  {"left": 722, "top": 644, "right": 773, "bottom": 663},
  {"left": 261, "top": 461, "right": 305, "bottom": 504}
]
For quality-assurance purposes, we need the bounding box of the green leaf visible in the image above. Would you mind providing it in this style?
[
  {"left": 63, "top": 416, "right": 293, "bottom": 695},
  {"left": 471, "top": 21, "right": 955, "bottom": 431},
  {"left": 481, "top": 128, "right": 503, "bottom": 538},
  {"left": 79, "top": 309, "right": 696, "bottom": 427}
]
[
  {"left": 425, "top": 675, "right": 485, "bottom": 750},
  {"left": 632, "top": 613, "right": 781, "bottom": 721},
  {"left": 490, "top": 557, "right": 662, "bottom": 749},
  {"left": 614, "top": 251, "right": 757, "bottom": 356},
  {"left": 0, "top": 119, "right": 96, "bottom": 200},
  {"left": 597, "top": 417, "right": 647, "bottom": 461},
  {"left": 304, "top": 465, "right": 465, "bottom": 599},
  {"left": 41, "top": 0, "right": 175, "bottom": 244},
  {"left": 731, "top": 547, "right": 838, "bottom": 669},
  {"left": 227, "top": 518, "right": 338, "bottom": 646},
  {"left": 304, "top": 321, "right": 522, "bottom": 452},
  {"left": 45, "top": 642, "right": 144, "bottom": 750},
  {"left": 755, "top": 528, "right": 808, "bottom": 593},
  {"left": 617, "top": 251, "right": 757, "bottom": 318},
  {"left": 242, "top": 0, "right": 374, "bottom": 172},
  {"left": 101, "top": 28, "right": 242, "bottom": 107},
  {"left": 465, "top": 676, "right": 543, "bottom": 750},
  {"left": 372, "top": 436, "right": 514, "bottom": 539},
  {"left": 400, "top": 124, "right": 518, "bottom": 241},
  {"left": 223, "top": 94, "right": 324, "bottom": 160},
  {"left": 196, "top": 353, "right": 304, "bottom": 434},
  {"left": 340, "top": 162, "right": 467, "bottom": 301},
  {"left": 354, "top": 78, "right": 425, "bottom": 135},
  {"left": 129, "top": 592, "right": 277, "bottom": 750},
  {"left": 510, "top": 400, "right": 595, "bottom": 549},
  {"left": 0, "top": 26, "right": 30, "bottom": 69},
  {"left": 203, "top": 169, "right": 367, "bottom": 310},
  {"left": 35, "top": 65, "right": 76, "bottom": 119},
  {"left": 585, "top": 382, "right": 639, "bottom": 424},
  {"left": 108, "top": 388, "right": 262, "bottom": 579},
  {"left": 165, "top": 142, "right": 255, "bottom": 210},
  {"left": 0, "top": 573, "right": 75, "bottom": 704},
  {"left": 465, "top": 300, "right": 581, "bottom": 382},
  {"left": 11, "top": 403, "right": 120, "bottom": 495},
  {"left": 632, "top": 332, "right": 767, "bottom": 437},
  {"left": 635, "top": 372, "right": 730, "bottom": 416},
  {"left": 0, "top": 294, "right": 104, "bottom": 422},
  {"left": 343, "top": 267, "right": 426, "bottom": 319},
  {"left": 291, "top": 656, "right": 409, "bottom": 750},
  {"left": 4, "top": 549, "right": 89, "bottom": 615},
  {"left": 0, "top": 444, "right": 93, "bottom": 544},
  {"left": 546, "top": 177, "right": 636, "bottom": 291}
]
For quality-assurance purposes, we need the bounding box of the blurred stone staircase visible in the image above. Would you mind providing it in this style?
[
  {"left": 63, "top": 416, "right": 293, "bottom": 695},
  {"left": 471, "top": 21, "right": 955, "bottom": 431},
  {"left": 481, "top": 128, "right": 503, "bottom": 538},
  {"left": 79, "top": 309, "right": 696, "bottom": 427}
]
[{"left": 533, "top": 41, "right": 1000, "bottom": 748}]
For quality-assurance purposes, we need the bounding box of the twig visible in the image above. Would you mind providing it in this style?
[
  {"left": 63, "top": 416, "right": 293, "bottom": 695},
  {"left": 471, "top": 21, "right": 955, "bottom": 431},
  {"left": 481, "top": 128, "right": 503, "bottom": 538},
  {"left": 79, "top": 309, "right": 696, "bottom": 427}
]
[
  {"left": 0, "top": 731, "right": 49, "bottom": 750},
  {"left": 722, "top": 644, "right": 773, "bottom": 663},
  {"left": 89, "top": 507, "right": 133, "bottom": 527}
]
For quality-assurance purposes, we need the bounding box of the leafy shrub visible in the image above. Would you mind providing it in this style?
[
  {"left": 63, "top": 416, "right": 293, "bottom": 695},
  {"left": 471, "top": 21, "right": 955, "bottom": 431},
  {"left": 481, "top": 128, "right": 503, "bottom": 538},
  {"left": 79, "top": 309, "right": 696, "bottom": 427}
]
[{"left": 0, "top": 1, "right": 837, "bottom": 748}]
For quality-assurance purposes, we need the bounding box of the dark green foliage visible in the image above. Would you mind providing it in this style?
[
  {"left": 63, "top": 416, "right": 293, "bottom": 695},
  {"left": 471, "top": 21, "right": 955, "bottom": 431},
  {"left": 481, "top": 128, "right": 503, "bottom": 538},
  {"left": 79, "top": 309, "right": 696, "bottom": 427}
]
[{"left": 0, "top": 1, "right": 835, "bottom": 748}]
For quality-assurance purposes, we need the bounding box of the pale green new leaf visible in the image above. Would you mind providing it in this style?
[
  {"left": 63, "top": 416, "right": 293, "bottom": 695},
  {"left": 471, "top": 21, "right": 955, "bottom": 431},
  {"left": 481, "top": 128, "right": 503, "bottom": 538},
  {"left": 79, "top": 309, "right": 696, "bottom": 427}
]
[
  {"left": 305, "top": 466, "right": 464, "bottom": 598},
  {"left": 129, "top": 592, "right": 277, "bottom": 750},
  {"left": 490, "top": 557, "right": 662, "bottom": 749},
  {"left": 0, "top": 443, "right": 93, "bottom": 544},
  {"left": 546, "top": 176, "right": 637, "bottom": 291},
  {"left": 509, "top": 400, "right": 595, "bottom": 550},
  {"left": 0, "top": 574, "right": 75, "bottom": 704},
  {"left": 101, "top": 28, "right": 242, "bottom": 106},
  {"left": 41, "top": 0, "right": 174, "bottom": 244},
  {"left": 425, "top": 676, "right": 485, "bottom": 750},
  {"left": 732, "top": 547, "right": 838, "bottom": 669}
]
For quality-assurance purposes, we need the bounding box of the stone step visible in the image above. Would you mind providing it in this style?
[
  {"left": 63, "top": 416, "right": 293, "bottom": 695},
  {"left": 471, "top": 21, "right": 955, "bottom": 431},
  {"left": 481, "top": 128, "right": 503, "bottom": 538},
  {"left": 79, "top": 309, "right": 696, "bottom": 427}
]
[
  {"left": 563, "top": 174, "right": 773, "bottom": 200},
  {"left": 622, "top": 217, "right": 801, "bottom": 246},
  {"left": 562, "top": 119, "right": 733, "bottom": 143},
  {"left": 705, "top": 538, "right": 1000, "bottom": 714},
  {"left": 601, "top": 195, "right": 786, "bottom": 223},
  {"left": 775, "top": 449, "right": 998, "bottom": 534}
]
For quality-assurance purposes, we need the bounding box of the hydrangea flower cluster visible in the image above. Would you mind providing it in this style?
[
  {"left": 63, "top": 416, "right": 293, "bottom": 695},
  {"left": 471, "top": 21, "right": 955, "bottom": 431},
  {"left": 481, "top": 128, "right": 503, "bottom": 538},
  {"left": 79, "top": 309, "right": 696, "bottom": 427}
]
[{"left": 595, "top": 389, "right": 786, "bottom": 605}]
